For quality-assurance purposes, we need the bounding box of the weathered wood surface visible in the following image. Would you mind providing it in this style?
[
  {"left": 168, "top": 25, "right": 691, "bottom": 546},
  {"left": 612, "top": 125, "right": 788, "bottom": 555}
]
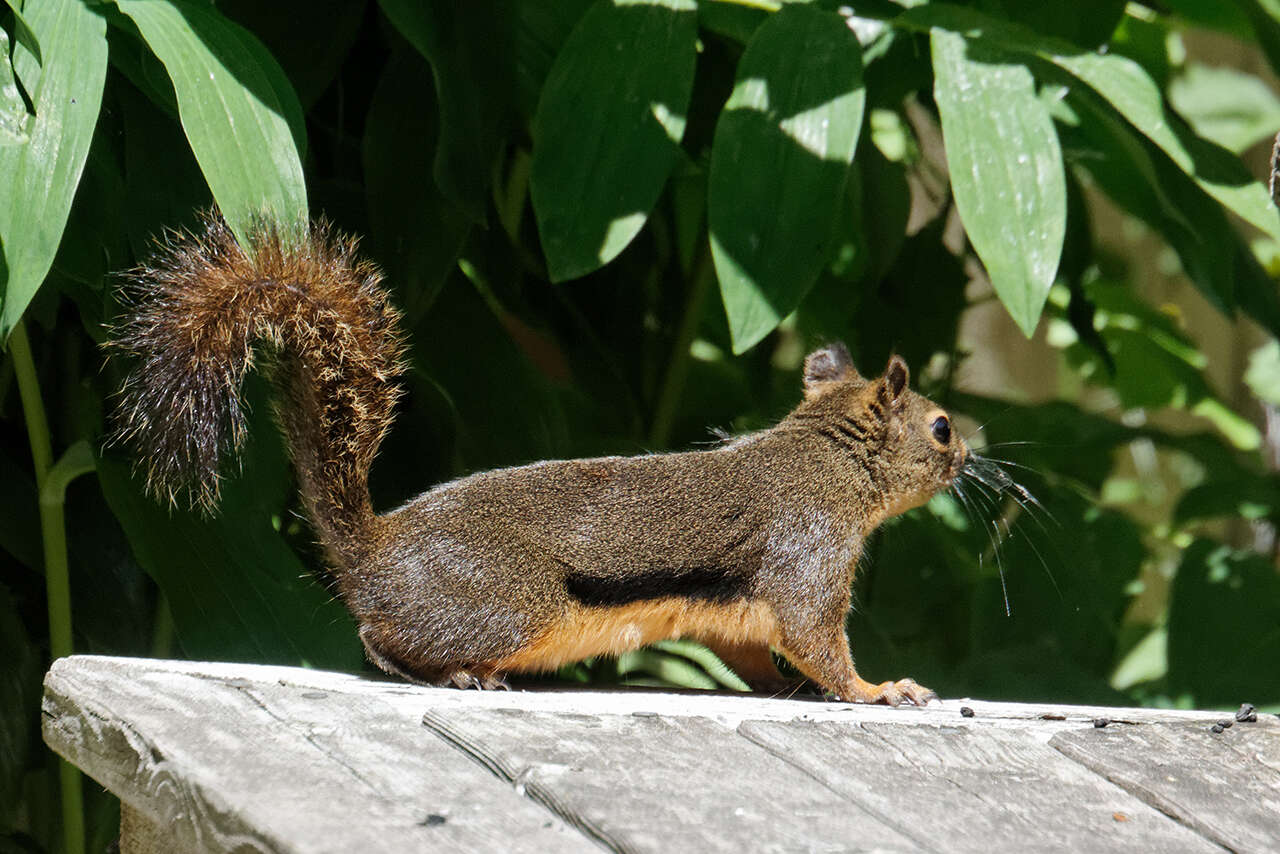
[
  {"left": 738, "top": 719, "right": 1221, "bottom": 852},
  {"left": 42, "top": 657, "right": 593, "bottom": 853},
  {"left": 44, "top": 655, "right": 1280, "bottom": 853},
  {"left": 1051, "top": 722, "right": 1280, "bottom": 853}
]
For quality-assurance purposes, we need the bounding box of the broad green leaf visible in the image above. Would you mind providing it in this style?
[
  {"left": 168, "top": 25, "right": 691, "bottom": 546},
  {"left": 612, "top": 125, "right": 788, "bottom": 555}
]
[
  {"left": 1169, "top": 63, "right": 1280, "bottom": 154},
  {"left": 1, "top": 0, "right": 42, "bottom": 67},
  {"left": 1168, "top": 540, "right": 1280, "bottom": 706},
  {"left": 96, "top": 383, "right": 361, "bottom": 669},
  {"left": 216, "top": 0, "right": 366, "bottom": 108},
  {"left": 0, "top": 30, "right": 28, "bottom": 145},
  {"left": 710, "top": 4, "right": 865, "bottom": 353},
  {"left": 998, "top": 0, "right": 1126, "bottom": 48},
  {"left": 932, "top": 30, "right": 1066, "bottom": 336},
  {"left": 1175, "top": 475, "right": 1280, "bottom": 525},
  {"left": 531, "top": 0, "right": 697, "bottom": 282},
  {"left": 363, "top": 47, "right": 470, "bottom": 324},
  {"left": 899, "top": 4, "right": 1280, "bottom": 243},
  {"left": 0, "top": 0, "right": 106, "bottom": 342},
  {"left": 379, "top": 0, "right": 515, "bottom": 223},
  {"left": 1246, "top": 339, "right": 1280, "bottom": 405},
  {"left": 116, "top": 0, "right": 308, "bottom": 247},
  {"left": 116, "top": 80, "right": 210, "bottom": 258},
  {"left": 1056, "top": 90, "right": 1236, "bottom": 311},
  {"left": 1238, "top": 0, "right": 1280, "bottom": 79},
  {"left": 512, "top": 0, "right": 596, "bottom": 117}
]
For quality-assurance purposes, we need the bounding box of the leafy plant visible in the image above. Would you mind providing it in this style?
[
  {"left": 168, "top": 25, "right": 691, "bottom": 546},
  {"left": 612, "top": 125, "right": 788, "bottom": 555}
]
[{"left": 3, "top": 1, "right": 1280, "bottom": 850}]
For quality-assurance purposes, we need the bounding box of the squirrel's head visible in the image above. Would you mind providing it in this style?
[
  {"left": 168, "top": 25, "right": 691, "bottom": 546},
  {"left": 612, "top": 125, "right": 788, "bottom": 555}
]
[{"left": 797, "top": 343, "right": 969, "bottom": 519}]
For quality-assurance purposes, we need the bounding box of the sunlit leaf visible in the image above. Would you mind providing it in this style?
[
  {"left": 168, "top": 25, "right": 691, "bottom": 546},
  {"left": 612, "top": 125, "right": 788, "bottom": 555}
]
[
  {"left": 710, "top": 4, "right": 865, "bottom": 352},
  {"left": 116, "top": 0, "right": 308, "bottom": 247},
  {"left": 531, "top": 0, "right": 697, "bottom": 282},
  {"left": 1169, "top": 63, "right": 1280, "bottom": 154},
  {"left": 900, "top": 3, "right": 1280, "bottom": 243},
  {"left": 0, "top": 30, "right": 29, "bottom": 145},
  {"left": 0, "top": 0, "right": 107, "bottom": 341},
  {"left": 932, "top": 29, "right": 1066, "bottom": 335}
]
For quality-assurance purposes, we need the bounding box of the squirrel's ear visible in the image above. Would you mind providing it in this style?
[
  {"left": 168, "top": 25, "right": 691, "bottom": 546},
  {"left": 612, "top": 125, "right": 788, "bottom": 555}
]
[
  {"left": 803, "top": 343, "right": 856, "bottom": 397},
  {"left": 878, "top": 355, "right": 909, "bottom": 404}
]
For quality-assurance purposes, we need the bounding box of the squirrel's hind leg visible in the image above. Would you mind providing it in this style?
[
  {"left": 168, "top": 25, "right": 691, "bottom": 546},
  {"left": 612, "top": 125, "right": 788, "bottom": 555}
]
[
  {"left": 700, "top": 638, "right": 793, "bottom": 694},
  {"left": 358, "top": 624, "right": 510, "bottom": 690}
]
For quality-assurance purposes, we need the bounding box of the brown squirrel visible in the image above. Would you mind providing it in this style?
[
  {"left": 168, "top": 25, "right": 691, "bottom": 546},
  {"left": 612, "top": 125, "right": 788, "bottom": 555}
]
[{"left": 110, "top": 215, "right": 969, "bottom": 706}]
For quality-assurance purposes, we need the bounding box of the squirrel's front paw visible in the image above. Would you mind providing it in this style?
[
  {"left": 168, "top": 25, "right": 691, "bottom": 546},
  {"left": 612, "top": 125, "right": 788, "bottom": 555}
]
[{"left": 846, "top": 678, "right": 938, "bottom": 707}]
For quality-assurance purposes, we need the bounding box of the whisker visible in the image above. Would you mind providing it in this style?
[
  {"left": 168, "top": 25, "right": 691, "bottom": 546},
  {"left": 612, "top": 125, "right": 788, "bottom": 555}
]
[{"left": 961, "top": 460, "right": 1065, "bottom": 606}]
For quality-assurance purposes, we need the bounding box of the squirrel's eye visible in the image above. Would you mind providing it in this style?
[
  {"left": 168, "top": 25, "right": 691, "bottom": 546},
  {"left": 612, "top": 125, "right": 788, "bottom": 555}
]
[{"left": 931, "top": 416, "right": 951, "bottom": 445}]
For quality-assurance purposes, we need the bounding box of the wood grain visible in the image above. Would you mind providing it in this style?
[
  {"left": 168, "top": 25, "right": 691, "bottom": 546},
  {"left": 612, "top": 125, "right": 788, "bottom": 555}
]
[
  {"left": 423, "top": 708, "right": 919, "bottom": 853},
  {"left": 41, "top": 656, "right": 1272, "bottom": 854},
  {"left": 43, "top": 657, "right": 593, "bottom": 853},
  {"left": 1050, "top": 720, "right": 1280, "bottom": 854},
  {"left": 739, "top": 718, "right": 1224, "bottom": 853}
]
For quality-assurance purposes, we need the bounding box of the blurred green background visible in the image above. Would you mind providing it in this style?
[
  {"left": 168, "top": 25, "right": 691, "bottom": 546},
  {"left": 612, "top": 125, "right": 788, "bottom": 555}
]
[{"left": 4, "top": 0, "right": 1280, "bottom": 850}]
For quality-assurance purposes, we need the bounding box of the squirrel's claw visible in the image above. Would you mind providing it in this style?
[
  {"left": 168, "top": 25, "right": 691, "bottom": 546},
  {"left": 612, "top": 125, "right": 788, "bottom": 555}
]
[
  {"left": 845, "top": 677, "right": 937, "bottom": 707},
  {"left": 445, "top": 668, "right": 511, "bottom": 691}
]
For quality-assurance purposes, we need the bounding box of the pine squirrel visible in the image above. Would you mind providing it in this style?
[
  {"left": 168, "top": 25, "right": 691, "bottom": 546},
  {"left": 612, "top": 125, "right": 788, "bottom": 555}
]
[{"left": 110, "top": 215, "right": 969, "bottom": 706}]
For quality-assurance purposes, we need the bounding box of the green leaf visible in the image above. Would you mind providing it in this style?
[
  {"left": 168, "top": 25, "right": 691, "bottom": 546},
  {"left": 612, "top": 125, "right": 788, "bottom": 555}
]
[
  {"left": 116, "top": 77, "right": 211, "bottom": 258},
  {"left": 215, "top": 0, "right": 366, "bottom": 108},
  {"left": 899, "top": 3, "right": 1280, "bottom": 243},
  {"left": 1168, "top": 63, "right": 1280, "bottom": 155},
  {"left": 1, "top": 0, "right": 42, "bottom": 67},
  {"left": 378, "top": 0, "right": 516, "bottom": 223},
  {"left": 0, "top": 0, "right": 107, "bottom": 342},
  {"left": 931, "top": 30, "right": 1066, "bottom": 336},
  {"left": 95, "top": 389, "right": 362, "bottom": 669},
  {"left": 116, "top": 0, "right": 308, "bottom": 247},
  {"left": 511, "top": 0, "right": 595, "bottom": 118},
  {"left": 530, "top": 0, "right": 697, "bottom": 282},
  {"left": 1237, "top": 0, "right": 1280, "bottom": 79},
  {"left": 1054, "top": 89, "right": 1280, "bottom": 338},
  {"left": 1057, "top": 91, "right": 1235, "bottom": 310},
  {"left": 0, "top": 30, "right": 29, "bottom": 145},
  {"left": 1175, "top": 475, "right": 1280, "bottom": 525},
  {"left": 1245, "top": 339, "right": 1280, "bottom": 405},
  {"left": 709, "top": 4, "right": 865, "bottom": 353},
  {"left": 363, "top": 47, "right": 471, "bottom": 324},
  {"left": 1168, "top": 539, "right": 1280, "bottom": 706}
]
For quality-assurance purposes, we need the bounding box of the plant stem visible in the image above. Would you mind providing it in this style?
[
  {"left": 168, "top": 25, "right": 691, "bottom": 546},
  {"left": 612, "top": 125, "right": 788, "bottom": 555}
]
[
  {"left": 9, "top": 320, "right": 86, "bottom": 854},
  {"left": 649, "top": 246, "right": 714, "bottom": 449}
]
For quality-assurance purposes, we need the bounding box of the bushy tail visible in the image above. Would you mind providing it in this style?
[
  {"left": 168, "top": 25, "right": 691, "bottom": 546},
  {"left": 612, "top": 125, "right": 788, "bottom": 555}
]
[{"left": 109, "top": 213, "right": 407, "bottom": 566}]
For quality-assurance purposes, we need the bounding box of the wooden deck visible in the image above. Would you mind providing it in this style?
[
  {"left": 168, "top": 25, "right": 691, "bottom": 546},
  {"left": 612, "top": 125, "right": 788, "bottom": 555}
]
[{"left": 43, "top": 655, "right": 1279, "bottom": 853}]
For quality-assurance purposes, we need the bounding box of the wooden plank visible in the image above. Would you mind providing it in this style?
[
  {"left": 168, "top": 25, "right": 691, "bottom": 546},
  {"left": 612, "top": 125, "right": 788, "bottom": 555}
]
[
  {"left": 422, "top": 708, "right": 921, "bottom": 853},
  {"left": 43, "top": 657, "right": 594, "bottom": 854},
  {"left": 737, "top": 719, "right": 1224, "bottom": 854},
  {"left": 1050, "top": 720, "right": 1280, "bottom": 854}
]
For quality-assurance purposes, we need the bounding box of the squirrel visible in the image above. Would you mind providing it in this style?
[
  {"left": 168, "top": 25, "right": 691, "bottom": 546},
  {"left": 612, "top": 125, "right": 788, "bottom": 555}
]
[{"left": 109, "top": 214, "right": 969, "bottom": 706}]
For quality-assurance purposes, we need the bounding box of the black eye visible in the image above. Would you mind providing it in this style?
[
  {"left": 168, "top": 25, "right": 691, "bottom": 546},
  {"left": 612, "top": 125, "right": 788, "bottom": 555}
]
[{"left": 931, "top": 416, "right": 951, "bottom": 444}]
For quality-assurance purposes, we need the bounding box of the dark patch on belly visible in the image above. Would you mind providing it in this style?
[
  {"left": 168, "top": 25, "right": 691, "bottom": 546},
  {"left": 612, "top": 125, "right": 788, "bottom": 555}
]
[{"left": 565, "top": 566, "right": 745, "bottom": 607}]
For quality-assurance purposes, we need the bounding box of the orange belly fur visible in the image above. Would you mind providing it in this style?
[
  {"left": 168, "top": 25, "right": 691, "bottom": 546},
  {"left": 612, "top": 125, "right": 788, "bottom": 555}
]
[{"left": 491, "top": 597, "right": 779, "bottom": 674}]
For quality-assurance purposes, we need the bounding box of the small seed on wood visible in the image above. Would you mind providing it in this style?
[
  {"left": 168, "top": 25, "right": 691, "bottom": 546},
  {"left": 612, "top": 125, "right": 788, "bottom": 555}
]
[
  {"left": 1112, "top": 812, "right": 1129, "bottom": 822},
  {"left": 1092, "top": 718, "right": 1109, "bottom": 728},
  {"left": 960, "top": 706, "right": 975, "bottom": 718}
]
